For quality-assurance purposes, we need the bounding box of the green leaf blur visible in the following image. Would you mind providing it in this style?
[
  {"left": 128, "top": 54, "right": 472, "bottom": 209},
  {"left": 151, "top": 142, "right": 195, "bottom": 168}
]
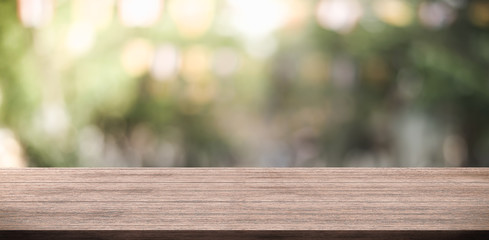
[{"left": 1, "top": 0, "right": 488, "bottom": 167}]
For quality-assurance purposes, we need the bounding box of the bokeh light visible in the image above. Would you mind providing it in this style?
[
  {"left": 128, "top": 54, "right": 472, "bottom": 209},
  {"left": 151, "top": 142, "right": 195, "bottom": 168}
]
[
  {"left": 72, "top": 0, "right": 114, "bottom": 30},
  {"left": 0, "top": 129, "right": 27, "bottom": 168},
  {"left": 151, "top": 44, "right": 180, "bottom": 81},
  {"left": 2, "top": 0, "right": 489, "bottom": 167},
  {"left": 121, "top": 38, "right": 154, "bottom": 77},
  {"left": 418, "top": 1, "right": 456, "bottom": 29},
  {"left": 226, "top": 0, "right": 289, "bottom": 39},
  {"left": 168, "top": 0, "right": 215, "bottom": 38},
  {"left": 118, "top": 0, "right": 163, "bottom": 27},
  {"left": 316, "top": 0, "right": 362, "bottom": 34},
  {"left": 469, "top": 1, "right": 489, "bottom": 27},
  {"left": 373, "top": 0, "right": 413, "bottom": 27},
  {"left": 66, "top": 22, "right": 95, "bottom": 56},
  {"left": 181, "top": 45, "right": 211, "bottom": 82},
  {"left": 17, "top": 0, "right": 53, "bottom": 28}
]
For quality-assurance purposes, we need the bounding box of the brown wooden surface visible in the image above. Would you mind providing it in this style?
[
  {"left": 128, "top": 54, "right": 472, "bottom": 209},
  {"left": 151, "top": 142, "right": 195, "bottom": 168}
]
[
  {"left": 1, "top": 230, "right": 489, "bottom": 240},
  {"left": 1, "top": 168, "right": 488, "bottom": 239}
]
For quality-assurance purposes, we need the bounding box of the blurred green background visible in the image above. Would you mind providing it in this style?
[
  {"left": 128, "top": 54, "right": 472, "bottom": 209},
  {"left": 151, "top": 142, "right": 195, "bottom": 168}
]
[{"left": 1, "top": 0, "right": 489, "bottom": 167}]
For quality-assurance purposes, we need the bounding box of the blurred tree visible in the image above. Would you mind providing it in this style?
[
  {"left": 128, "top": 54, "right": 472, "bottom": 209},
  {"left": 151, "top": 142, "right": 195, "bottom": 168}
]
[{"left": 1, "top": 0, "right": 489, "bottom": 167}]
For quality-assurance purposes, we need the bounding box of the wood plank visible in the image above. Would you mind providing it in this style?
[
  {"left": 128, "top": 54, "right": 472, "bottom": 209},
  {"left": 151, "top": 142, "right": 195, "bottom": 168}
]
[
  {"left": 1, "top": 182, "right": 488, "bottom": 202},
  {"left": 1, "top": 168, "right": 488, "bottom": 182},
  {"left": 1, "top": 168, "right": 488, "bottom": 239},
  {"left": 1, "top": 230, "right": 488, "bottom": 240},
  {"left": 2, "top": 202, "right": 488, "bottom": 230}
]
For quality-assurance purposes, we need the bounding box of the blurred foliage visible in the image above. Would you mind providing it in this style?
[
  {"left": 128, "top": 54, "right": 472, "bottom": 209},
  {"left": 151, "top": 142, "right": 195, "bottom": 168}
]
[{"left": 0, "top": 0, "right": 489, "bottom": 167}]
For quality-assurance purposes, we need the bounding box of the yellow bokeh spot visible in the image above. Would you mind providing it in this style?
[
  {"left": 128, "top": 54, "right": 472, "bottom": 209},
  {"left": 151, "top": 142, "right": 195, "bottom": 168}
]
[
  {"left": 168, "top": 0, "right": 215, "bottom": 39},
  {"left": 374, "top": 0, "right": 413, "bottom": 27},
  {"left": 469, "top": 1, "right": 489, "bottom": 27},
  {"left": 121, "top": 39, "right": 154, "bottom": 77},
  {"left": 72, "top": 0, "right": 114, "bottom": 30},
  {"left": 181, "top": 45, "right": 211, "bottom": 82},
  {"left": 283, "top": 0, "right": 309, "bottom": 31}
]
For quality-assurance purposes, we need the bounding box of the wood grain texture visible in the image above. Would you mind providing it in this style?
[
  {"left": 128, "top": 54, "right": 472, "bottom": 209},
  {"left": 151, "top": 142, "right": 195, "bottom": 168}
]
[
  {"left": 1, "top": 168, "right": 488, "bottom": 239},
  {"left": 1, "top": 230, "right": 489, "bottom": 240}
]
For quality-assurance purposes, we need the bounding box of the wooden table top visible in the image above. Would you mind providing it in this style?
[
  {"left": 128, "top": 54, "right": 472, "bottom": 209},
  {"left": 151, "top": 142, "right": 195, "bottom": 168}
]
[{"left": 1, "top": 168, "right": 488, "bottom": 239}]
